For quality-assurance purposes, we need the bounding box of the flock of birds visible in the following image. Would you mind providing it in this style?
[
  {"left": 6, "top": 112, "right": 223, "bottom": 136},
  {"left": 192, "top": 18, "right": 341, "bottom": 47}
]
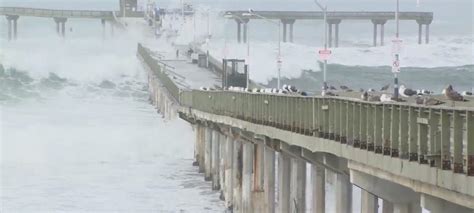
[{"left": 199, "top": 84, "right": 473, "bottom": 106}]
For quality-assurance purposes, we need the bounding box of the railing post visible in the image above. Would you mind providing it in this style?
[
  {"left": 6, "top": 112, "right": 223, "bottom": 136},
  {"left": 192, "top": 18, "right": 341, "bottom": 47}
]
[
  {"left": 399, "top": 106, "right": 409, "bottom": 158},
  {"left": 367, "top": 104, "right": 375, "bottom": 151},
  {"left": 340, "top": 100, "right": 347, "bottom": 143},
  {"left": 360, "top": 103, "right": 368, "bottom": 149},
  {"left": 346, "top": 102, "right": 354, "bottom": 144},
  {"left": 408, "top": 107, "right": 418, "bottom": 161},
  {"left": 382, "top": 105, "right": 391, "bottom": 155},
  {"left": 452, "top": 110, "right": 463, "bottom": 173},
  {"left": 418, "top": 109, "right": 429, "bottom": 164},
  {"left": 390, "top": 105, "right": 400, "bottom": 157},
  {"left": 374, "top": 105, "right": 383, "bottom": 153},
  {"left": 353, "top": 103, "right": 361, "bottom": 147},
  {"left": 334, "top": 99, "right": 341, "bottom": 141},
  {"left": 467, "top": 111, "right": 474, "bottom": 176},
  {"left": 428, "top": 109, "right": 440, "bottom": 167},
  {"left": 440, "top": 109, "right": 451, "bottom": 170}
]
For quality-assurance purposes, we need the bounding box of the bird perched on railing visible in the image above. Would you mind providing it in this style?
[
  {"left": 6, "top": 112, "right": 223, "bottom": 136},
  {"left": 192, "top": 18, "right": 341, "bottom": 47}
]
[
  {"left": 380, "top": 94, "right": 394, "bottom": 102},
  {"left": 416, "top": 89, "right": 434, "bottom": 95},
  {"left": 444, "top": 85, "right": 465, "bottom": 101},
  {"left": 415, "top": 96, "right": 444, "bottom": 106},
  {"left": 461, "top": 91, "right": 473, "bottom": 97},
  {"left": 399, "top": 85, "right": 417, "bottom": 97}
]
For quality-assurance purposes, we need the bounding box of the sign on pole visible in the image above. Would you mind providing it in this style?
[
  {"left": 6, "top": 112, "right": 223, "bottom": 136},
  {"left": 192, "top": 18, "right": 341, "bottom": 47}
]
[
  {"left": 391, "top": 38, "right": 403, "bottom": 54},
  {"left": 318, "top": 49, "right": 332, "bottom": 60},
  {"left": 392, "top": 57, "right": 400, "bottom": 73}
]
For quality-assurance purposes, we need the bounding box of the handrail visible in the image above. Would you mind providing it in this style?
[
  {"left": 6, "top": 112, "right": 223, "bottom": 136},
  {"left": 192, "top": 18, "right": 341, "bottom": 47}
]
[
  {"left": 180, "top": 89, "right": 474, "bottom": 177},
  {"left": 0, "top": 7, "right": 115, "bottom": 18}
]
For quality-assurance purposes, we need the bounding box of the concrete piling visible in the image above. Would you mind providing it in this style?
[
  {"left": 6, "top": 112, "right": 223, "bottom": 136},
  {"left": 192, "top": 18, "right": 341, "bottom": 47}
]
[
  {"left": 278, "top": 152, "right": 291, "bottom": 213},
  {"left": 224, "top": 136, "right": 234, "bottom": 208},
  {"left": 211, "top": 130, "right": 221, "bottom": 190},
  {"left": 311, "top": 163, "right": 325, "bottom": 213},
  {"left": 335, "top": 174, "right": 352, "bottom": 213},
  {"left": 242, "top": 141, "right": 254, "bottom": 212},
  {"left": 233, "top": 139, "right": 243, "bottom": 211},
  {"left": 290, "top": 158, "right": 306, "bottom": 213},
  {"left": 205, "top": 127, "right": 212, "bottom": 181},
  {"left": 263, "top": 144, "right": 275, "bottom": 213},
  {"left": 361, "top": 190, "right": 378, "bottom": 213}
]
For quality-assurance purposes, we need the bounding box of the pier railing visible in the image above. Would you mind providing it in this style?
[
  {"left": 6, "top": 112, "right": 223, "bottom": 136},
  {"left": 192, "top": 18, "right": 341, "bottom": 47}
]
[
  {"left": 180, "top": 90, "right": 474, "bottom": 176},
  {"left": 138, "top": 43, "right": 473, "bottom": 177},
  {"left": 137, "top": 44, "right": 180, "bottom": 101},
  {"left": 0, "top": 7, "right": 114, "bottom": 19}
]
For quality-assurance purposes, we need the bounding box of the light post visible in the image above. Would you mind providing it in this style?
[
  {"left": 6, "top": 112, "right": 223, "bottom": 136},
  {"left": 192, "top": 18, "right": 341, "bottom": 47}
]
[
  {"left": 246, "top": 9, "right": 282, "bottom": 89},
  {"left": 314, "top": 0, "right": 329, "bottom": 93},
  {"left": 393, "top": 0, "right": 400, "bottom": 100}
]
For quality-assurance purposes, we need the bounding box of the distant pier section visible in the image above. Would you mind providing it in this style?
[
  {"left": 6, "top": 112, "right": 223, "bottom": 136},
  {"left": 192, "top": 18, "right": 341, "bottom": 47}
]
[{"left": 225, "top": 10, "right": 434, "bottom": 46}]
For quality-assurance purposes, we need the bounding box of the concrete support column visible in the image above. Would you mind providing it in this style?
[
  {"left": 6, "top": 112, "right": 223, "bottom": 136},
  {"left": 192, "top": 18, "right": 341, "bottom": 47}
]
[
  {"left": 236, "top": 19, "right": 242, "bottom": 43},
  {"left": 383, "top": 199, "right": 394, "bottom": 213},
  {"left": 282, "top": 22, "right": 287, "bottom": 43},
  {"left": 311, "top": 163, "right": 325, "bottom": 213},
  {"left": 54, "top": 17, "right": 67, "bottom": 37},
  {"left": 290, "top": 158, "right": 306, "bottom": 213},
  {"left": 198, "top": 125, "right": 205, "bottom": 173},
  {"left": 373, "top": 23, "right": 378, "bottom": 47},
  {"left": 335, "top": 174, "right": 352, "bottom": 213},
  {"left": 289, "top": 23, "right": 294, "bottom": 42},
  {"left": 278, "top": 152, "right": 291, "bottom": 213},
  {"left": 243, "top": 23, "right": 248, "bottom": 43},
  {"left": 252, "top": 143, "right": 265, "bottom": 212},
  {"left": 204, "top": 127, "right": 212, "bottom": 181},
  {"left": 7, "top": 18, "right": 12, "bottom": 41},
  {"left": 233, "top": 139, "right": 243, "bottom": 211},
  {"left": 224, "top": 135, "right": 234, "bottom": 209},
  {"left": 335, "top": 23, "right": 339, "bottom": 47},
  {"left": 211, "top": 130, "right": 221, "bottom": 190},
  {"left": 418, "top": 24, "right": 422, "bottom": 45},
  {"left": 328, "top": 23, "right": 333, "bottom": 48},
  {"left": 101, "top": 19, "right": 106, "bottom": 39},
  {"left": 13, "top": 18, "right": 18, "bottom": 40},
  {"left": 380, "top": 24, "right": 385, "bottom": 46},
  {"left": 421, "top": 194, "right": 472, "bottom": 213},
  {"left": 242, "top": 141, "right": 254, "bottom": 213},
  {"left": 361, "top": 190, "right": 378, "bottom": 213},
  {"left": 219, "top": 133, "right": 226, "bottom": 199},
  {"left": 425, "top": 24, "right": 429, "bottom": 44},
  {"left": 263, "top": 145, "right": 275, "bottom": 213},
  {"left": 6, "top": 15, "right": 19, "bottom": 41}
]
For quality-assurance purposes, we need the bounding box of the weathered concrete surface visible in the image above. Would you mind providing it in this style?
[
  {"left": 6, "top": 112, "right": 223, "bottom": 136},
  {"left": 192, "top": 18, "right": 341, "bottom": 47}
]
[{"left": 180, "top": 107, "right": 474, "bottom": 209}]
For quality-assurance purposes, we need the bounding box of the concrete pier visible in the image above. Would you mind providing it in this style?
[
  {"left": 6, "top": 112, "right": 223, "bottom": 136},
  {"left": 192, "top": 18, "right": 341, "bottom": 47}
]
[
  {"left": 361, "top": 190, "right": 378, "bottom": 213},
  {"left": 290, "top": 158, "right": 306, "bottom": 213},
  {"left": 211, "top": 130, "right": 221, "bottom": 190},
  {"left": 242, "top": 141, "right": 254, "bottom": 212},
  {"left": 281, "top": 19, "right": 295, "bottom": 43},
  {"left": 233, "top": 138, "right": 243, "bottom": 211},
  {"left": 311, "top": 163, "right": 325, "bottom": 213},
  {"left": 53, "top": 17, "right": 67, "bottom": 37},
  {"left": 204, "top": 127, "right": 212, "bottom": 181},
  {"left": 263, "top": 141, "right": 275, "bottom": 213},
  {"left": 6, "top": 15, "right": 19, "bottom": 41},
  {"left": 252, "top": 142, "right": 265, "bottom": 212},
  {"left": 327, "top": 19, "right": 341, "bottom": 48},
  {"left": 278, "top": 152, "right": 291, "bottom": 213},
  {"left": 416, "top": 19, "right": 432, "bottom": 44},
  {"left": 371, "top": 19, "right": 387, "bottom": 46},
  {"left": 336, "top": 174, "right": 352, "bottom": 213},
  {"left": 224, "top": 134, "right": 234, "bottom": 209}
]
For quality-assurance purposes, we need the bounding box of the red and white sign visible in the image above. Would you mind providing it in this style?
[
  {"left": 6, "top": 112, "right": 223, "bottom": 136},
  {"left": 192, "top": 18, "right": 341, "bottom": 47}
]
[
  {"left": 391, "top": 38, "right": 403, "bottom": 54},
  {"left": 318, "top": 49, "right": 332, "bottom": 60},
  {"left": 392, "top": 59, "right": 400, "bottom": 73}
]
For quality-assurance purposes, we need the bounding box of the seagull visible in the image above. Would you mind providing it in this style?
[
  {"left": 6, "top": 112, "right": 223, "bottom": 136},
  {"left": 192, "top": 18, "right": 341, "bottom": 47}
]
[
  {"left": 399, "top": 85, "right": 417, "bottom": 97},
  {"left": 289, "top": 85, "right": 298, "bottom": 93},
  {"left": 416, "top": 96, "right": 444, "bottom": 106},
  {"left": 367, "top": 88, "right": 375, "bottom": 92},
  {"left": 381, "top": 84, "right": 390, "bottom": 91},
  {"left": 329, "top": 85, "right": 337, "bottom": 90},
  {"left": 380, "top": 94, "right": 393, "bottom": 102},
  {"left": 444, "top": 85, "right": 464, "bottom": 101},
  {"left": 461, "top": 91, "right": 473, "bottom": 97},
  {"left": 361, "top": 91, "right": 368, "bottom": 101},
  {"left": 322, "top": 90, "right": 337, "bottom": 96},
  {"left": 340, "top": 85, "right": 350, "bottom": 90}
]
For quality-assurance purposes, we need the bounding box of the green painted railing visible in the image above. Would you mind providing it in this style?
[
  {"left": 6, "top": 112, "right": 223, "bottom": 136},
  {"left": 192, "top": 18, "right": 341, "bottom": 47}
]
[
  {"left": 138, "top": 43, "right": 474, "bottom": 177},
  {"left": 138, "top": 43, "right": 180, "bottom": 102},
  {"left": 180, "top": 90, "right": 474, "bottom": 176}
]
